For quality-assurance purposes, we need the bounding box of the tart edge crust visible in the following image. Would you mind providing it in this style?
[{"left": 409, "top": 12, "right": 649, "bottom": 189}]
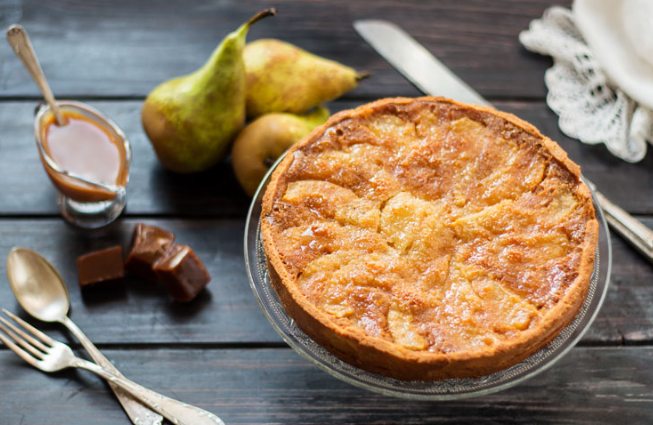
[{"left": 261, "top": 96, "right": 599, "bottom": 381}]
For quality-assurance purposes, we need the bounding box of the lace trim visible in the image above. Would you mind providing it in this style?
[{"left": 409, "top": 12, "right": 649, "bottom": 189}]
[{"left": 519, "top": 6, "right": 652, "bottom": 163}]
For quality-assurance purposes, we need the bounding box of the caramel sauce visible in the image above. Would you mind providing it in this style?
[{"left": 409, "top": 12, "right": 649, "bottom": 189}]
[{"left": 40, "top": 111, "right": 128, "bottom": 202}]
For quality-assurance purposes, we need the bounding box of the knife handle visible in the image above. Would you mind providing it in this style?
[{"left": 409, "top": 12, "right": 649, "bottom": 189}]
[{"left": 593, "top": 189, "right": 653, "bottom": 264}]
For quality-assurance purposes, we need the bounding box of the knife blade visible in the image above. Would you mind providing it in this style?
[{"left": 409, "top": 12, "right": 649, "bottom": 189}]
[
  {"left": 353, "top": 19, "right": 653, "bottom": 265},
  {"left": 353, "top": 20, "right": 490, "bottom": 106}
]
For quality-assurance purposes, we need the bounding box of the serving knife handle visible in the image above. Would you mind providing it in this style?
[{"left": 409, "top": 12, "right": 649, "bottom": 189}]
[{"left": 593, "top": 189, "right": 653, "bottom": 264}]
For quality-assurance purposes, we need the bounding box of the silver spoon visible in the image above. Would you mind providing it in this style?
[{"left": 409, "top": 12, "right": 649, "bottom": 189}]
[
  {"left": 6, "top": 25, "right": 67, "bottom": 126},
  {"left": 6, "top": 247, "right": 164, "bottom": 425}
]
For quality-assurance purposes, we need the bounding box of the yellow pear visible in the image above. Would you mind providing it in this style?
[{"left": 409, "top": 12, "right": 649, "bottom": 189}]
[
  {"left": 244, "top": 39, "right": 368, "bottom": 118},
  {"left": 231, "top": 107, "right": 330, "bottom": 196},
  {"left": 142, "top": 9, "right": 276, "bottom": 173}
]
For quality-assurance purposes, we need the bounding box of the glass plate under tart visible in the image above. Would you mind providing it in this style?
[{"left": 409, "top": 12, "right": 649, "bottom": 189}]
[{"left": 244, "top": 154, "right": 611, "bottom": 400}]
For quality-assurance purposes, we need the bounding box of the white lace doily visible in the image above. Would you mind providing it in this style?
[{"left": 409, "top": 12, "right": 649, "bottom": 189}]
[{"left": 519, "top": 6, "right": 653, "bottom": 163}]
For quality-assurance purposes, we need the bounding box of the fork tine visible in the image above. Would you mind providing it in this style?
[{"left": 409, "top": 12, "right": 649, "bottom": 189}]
[
  {"left": 2, "top": 309, "right": 54, "bottom": 346},
  {"left": 0, "top": 315, "right": 49, "bottom": 352},
  {"left": 0, "top": 328, "right": 41, "bottom": 368},
  {"left": 0, "top": 321, "right": 44, "bottom": 359}
]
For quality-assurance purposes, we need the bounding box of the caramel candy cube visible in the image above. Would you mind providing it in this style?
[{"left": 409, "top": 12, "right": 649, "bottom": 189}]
[
  {"left": 77, "top": 246, "right": 125, "bottom": 289},
  {"left": 125, "top": 223, "right": 175, "bottom": 282},
  {"left": 153, "top": 244, "right": 210, "bottom": 302}
]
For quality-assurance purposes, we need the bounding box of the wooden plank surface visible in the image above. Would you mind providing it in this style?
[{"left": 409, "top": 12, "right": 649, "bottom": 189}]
[
  {"left": 1, "top": 100, "right": 651, "bottom": 216},
  {"left": 1, "top": 347, "right": 652, "bottom": 424},
  {"left": 0, "top": 0, "right": 652, "bottom": 422},
  {"left": 0, "top": 217, "right": 650, "bottom": 346},
  {"left": 0, "top": 0, "right": 570, "bottom": 100},
  {"left": 0, "top": 218, "right": 274, "bottom": 345}
]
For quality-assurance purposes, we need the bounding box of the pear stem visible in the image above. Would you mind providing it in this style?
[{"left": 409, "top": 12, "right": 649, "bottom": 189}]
[
  {"left": 356, "top": 71, "right": 372, "bottom": 82},
  {"left": 246, "top": 8, "right": 277, "bottom": 27}
]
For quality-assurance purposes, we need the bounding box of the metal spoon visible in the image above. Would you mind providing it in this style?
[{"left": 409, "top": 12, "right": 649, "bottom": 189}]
[
  {"left": 6, "top": 25, "right": 67, "bottom": 126},
  {"left": 6, "top": 247, "right": 164, "bottom": 425}
]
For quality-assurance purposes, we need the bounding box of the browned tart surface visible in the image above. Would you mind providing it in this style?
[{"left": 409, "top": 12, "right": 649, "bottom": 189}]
[{"left": 261, "top": 97, "right": 598, "bottom": 381}]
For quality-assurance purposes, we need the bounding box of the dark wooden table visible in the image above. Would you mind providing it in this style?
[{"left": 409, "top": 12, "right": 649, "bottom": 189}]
[{"left": 0, "top": 1, "right": 652, "bottom": 424}]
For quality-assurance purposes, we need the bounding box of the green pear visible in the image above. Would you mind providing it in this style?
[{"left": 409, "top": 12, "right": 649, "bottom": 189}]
[
  {"left": 244, "top": 39, "right": 368, "bottom": 118},
  {"left": 231, "top": 106, "right": 330, "bottom": 196},
  {"left": 142, "top": 9, "right": 276, "bottom": 173}
]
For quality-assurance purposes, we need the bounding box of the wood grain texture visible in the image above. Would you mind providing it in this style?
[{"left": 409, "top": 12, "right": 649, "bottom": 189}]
[
  {"left": 0, "top": 0, "right": 571, "bottom": 100},
  {"left": 0, "top": 0, "right": 651, "bottom": 422},
  {"left": 0, "top": 217, "right": 650, "bottom": 346},
  {"left": 0, "top": 218, "right": 277, "bottom": 345},
  {"left": 1, "top": 347, "right": 652, "bottom": 424},
  {"left": 583, "top": 216, "right": 653, "bottom": 345},
  {"left": 0, "top": 100, "right": 651, "bottom": 216}
]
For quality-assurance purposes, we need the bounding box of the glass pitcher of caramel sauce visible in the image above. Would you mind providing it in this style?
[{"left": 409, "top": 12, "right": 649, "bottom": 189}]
[{"left": 34, "top": 101, "right": 131, "bottom": 228}]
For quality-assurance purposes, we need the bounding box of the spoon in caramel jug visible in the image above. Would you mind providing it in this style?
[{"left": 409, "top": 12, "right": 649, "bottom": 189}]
[{"left": 6, "top": 24, "right": 67, "bottom": 126}]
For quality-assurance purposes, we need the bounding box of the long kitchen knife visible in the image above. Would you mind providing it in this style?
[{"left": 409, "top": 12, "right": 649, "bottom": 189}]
[{"left": 353, "top": 19, "right": 653, "bottom": 264}]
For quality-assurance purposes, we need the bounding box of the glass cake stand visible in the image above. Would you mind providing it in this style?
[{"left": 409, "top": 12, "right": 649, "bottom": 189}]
[{"left": 244, "top": 156, "right": 612, "bottom": 400}]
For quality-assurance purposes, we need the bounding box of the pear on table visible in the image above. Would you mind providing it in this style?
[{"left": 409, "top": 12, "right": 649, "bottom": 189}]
[
  {"left": 141, "top": 8, "right": 276, "bottom": 173},
  {"left": 244, "top": 39, "right": 368, "bottom": 118},
  {"left": 231, "top": 107, "right": 330, "bottom": 196}
]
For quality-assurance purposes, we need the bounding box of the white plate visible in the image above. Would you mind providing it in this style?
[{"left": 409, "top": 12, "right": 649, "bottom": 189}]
[{"left": 574, "top": 0, "right": 653, "bottom": 110}]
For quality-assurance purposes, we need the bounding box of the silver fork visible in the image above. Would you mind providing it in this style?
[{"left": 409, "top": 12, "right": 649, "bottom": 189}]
[{"left": 0, "top": 310, "right": 225, "bottom": 425}]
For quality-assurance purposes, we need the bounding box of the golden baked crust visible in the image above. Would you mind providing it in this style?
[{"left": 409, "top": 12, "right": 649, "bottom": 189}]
[{"left": 261, "top": 97, "right": 598, "bottom": 381}]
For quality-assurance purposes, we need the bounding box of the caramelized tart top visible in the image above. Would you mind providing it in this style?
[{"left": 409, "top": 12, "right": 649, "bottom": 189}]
[{"left": 262, "top": 97, "right": 597, "bottom": 356}]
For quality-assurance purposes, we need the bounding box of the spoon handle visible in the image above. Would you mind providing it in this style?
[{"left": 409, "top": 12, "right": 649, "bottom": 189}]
[
  {"left": 60, "top": 316, "right": 164, "bottom": 425},
  {"left": 5, "top": 24, "right": 67, "bottom": 126}
]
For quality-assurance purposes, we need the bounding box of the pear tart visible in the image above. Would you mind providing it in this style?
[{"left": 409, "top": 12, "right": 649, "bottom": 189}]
[{"left": 261, "top": 97, "right": 598, "bottom": 381}]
